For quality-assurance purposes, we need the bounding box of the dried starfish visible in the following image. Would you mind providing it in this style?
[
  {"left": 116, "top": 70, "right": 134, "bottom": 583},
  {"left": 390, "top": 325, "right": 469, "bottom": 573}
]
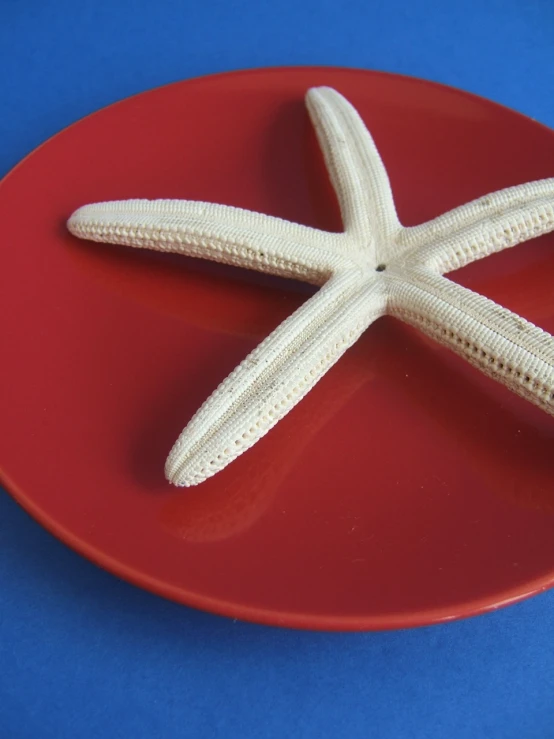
[{"left": 67, "top": 86, "right": 554, "bottom": 486}]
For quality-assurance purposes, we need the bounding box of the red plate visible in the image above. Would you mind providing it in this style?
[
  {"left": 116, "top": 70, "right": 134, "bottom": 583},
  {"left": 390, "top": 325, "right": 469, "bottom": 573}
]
[{"left": 1, "top": 67, "right": 554, "bottom": 630}]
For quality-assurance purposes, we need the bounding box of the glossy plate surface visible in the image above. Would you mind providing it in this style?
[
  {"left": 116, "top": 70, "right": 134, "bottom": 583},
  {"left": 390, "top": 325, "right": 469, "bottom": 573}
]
[{"left": 1, "top": 67, "right": 554, "bottom": 630}]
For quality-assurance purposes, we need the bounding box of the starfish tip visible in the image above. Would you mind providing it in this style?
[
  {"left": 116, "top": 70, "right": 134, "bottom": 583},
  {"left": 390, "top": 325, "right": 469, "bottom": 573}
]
[
  {"left": 165, "top": 453, "right": 196, "bottom": 488},
  {"left": 67, "top": 204, "right": 93, "bottom": 237}
]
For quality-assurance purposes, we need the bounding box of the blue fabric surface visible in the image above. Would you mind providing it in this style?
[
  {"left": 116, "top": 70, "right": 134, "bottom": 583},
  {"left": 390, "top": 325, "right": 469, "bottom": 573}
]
[{"left": 1, "top": 2, "right": 554, "bottom": 737}]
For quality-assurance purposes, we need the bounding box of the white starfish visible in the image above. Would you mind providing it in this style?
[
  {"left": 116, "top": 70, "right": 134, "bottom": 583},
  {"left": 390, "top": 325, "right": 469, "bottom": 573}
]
[{"left": 67, "top": 86, "right": 554, "bottom": 487}]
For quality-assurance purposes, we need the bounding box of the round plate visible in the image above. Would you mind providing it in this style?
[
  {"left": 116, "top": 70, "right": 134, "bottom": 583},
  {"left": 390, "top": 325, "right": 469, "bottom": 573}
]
[{"left": 1, "top": 67, "right": 554, "bottom": 631}]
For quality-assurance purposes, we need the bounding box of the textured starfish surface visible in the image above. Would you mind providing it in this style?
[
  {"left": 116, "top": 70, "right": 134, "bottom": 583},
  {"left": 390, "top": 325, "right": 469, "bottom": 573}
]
[{"left": 68, "top": 87, "right": 554, "bottom": 487}]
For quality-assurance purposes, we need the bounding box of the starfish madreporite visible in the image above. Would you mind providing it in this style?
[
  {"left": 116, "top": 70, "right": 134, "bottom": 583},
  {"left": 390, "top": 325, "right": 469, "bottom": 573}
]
[{"left": 67, "top": 87, "right": 554, "bottom": 487}]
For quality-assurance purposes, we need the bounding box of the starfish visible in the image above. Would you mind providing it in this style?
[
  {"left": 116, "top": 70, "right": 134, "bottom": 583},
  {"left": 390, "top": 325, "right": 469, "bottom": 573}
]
[{"left": 67, "top": 86, "right": 554, "bottom": 487}]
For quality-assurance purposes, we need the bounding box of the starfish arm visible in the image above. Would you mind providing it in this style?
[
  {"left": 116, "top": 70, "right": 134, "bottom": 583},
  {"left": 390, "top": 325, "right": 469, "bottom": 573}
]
[
  {"left": 306, "top": 87, "right": 400, "bottom": 248},
  {"left": 68, "top": 199, "right": 346, "bottom": 285},
  {"left": 399, "top": 179, "right": 554, "bottom": 273},
  {"left": 387, "top": 267, "right": 554, "bottom": 415},
  {"left": 165, "top": 271, "right": 386, "bottom": 486}
]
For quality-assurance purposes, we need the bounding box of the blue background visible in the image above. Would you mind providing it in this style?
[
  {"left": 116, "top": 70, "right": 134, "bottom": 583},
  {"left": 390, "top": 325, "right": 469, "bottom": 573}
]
[{"left": 1, "top": 1, "right": 554, "bottom": 737}]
